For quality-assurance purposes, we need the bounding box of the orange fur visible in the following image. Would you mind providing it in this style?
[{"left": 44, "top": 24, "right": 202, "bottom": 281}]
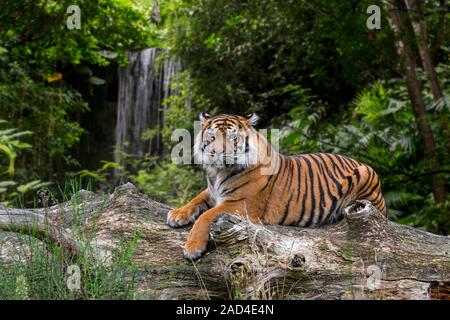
[{"left": 167, "top": 113, "right": 387, "bottom": 259}]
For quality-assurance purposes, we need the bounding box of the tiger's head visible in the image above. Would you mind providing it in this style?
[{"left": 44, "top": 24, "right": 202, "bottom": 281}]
[{"left": 194, "top": 113, "right": 263, "bottom": 170}]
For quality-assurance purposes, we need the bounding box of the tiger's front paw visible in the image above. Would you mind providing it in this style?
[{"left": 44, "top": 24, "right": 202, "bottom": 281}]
[
  {"left": 183, "top": 239, "right": 207, "bottom": 260},
  {"left": 167, "top": 206, "right": 198, "bottom": 228}
]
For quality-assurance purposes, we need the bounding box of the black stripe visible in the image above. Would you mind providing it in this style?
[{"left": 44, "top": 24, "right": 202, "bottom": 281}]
[
  {"left": 222, "top": 180, "right": 251, "bottom": 195},
  {"left": 317, "top": 153, "right": 343, "bottom": 197},
  {"left": 341, "top": 156, "right": 354, "bottom": 171},
  {"left": 217, "top": 171, "right": 237, "bottom": 191},
  {"left": 280, "top": 193, "right": 293, "bottom": 225},
  {"left": 278, "top": 158, "right": 294, "bottom": 224},
  {"left": 316, "top": 154, "right": 341, "bottom": 220},
  {"left": 335, "top": 155, "right": 350, "bottom": 171},
  {"left": 346, "top": 157, "right": 359, "bottom": 167},
  {"left": 224, "top": 198, "right": 246, "bottom": 203},
  {"left": 295, "top": 156, "right": 308, "bottom": 226},
  {"left": 370, "top": 189, "right": 382, "bottom": 202},
  {"left": 323, "top": 154, "right": 350, "bottom": 220},
  {"left": 372, "top": 194, "right": 383, "bottom": 207},
  {"left": 294, "top": 156, "right": 302, "bottom": 203},
  {"left": 354, "top": 167, "right": 361, "bottom": 185},
  {"left": 262, "top": 155, "right": 284, "bottom": 216},
  {"left": 367, "top": 179, "right": 381, "bottom": 196},
  {"left": 260, "top": 154, "right": 277, "bottom": 192},
  {"left": 283, "top": 158, "right": 294, "bottom": 194},
  {"left": 358, "top": 166, "right": 372, "bottom": 194},
  {"left": 289, "top": 157, "right": 302, "bottom": 225},
  {"left": 302, "top": 155, "right": 316, "bottom": 227},
  {"left": 347, "top": 174, "right": 354, "bottom": 193},
  {"left": 218, "top": 164, "right": 260, "bottom": 191},
  {"left": 358, "top": 167, "right": 376, "bottom": 197},
  {"left": 324, "top": 154, "right": 346, "bottom": 179},
  {"left": 309, "top": 155, "right": 326, "bottom": 225},
  {"left": 311, "top": 154, "right": 338, "bottom": 224},
  {"left": 359, "top": 182, "right": 379, "bottom": 200}
]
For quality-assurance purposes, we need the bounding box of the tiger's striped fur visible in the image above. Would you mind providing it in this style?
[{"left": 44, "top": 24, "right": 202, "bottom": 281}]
[{"left": 167, "top": 113, "right": 387, "bottom": 259}]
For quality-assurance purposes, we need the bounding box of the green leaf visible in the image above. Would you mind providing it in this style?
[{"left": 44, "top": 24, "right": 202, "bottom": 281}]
[
  {"left": 0, "top": 143, "right": 16, "bottom": 175},
  {"left": 0, "top": 181, "right": 17, "bottom": 188},
  {"left": 17, "top": 180, "right": 51, "bottom": 194}
]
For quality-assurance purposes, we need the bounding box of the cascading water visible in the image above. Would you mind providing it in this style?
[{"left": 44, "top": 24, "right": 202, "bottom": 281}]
[{"left": 115, "top": 48, "right": 182, "bottom": 168}]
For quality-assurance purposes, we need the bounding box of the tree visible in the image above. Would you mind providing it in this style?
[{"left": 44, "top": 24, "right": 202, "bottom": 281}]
[
  {"left": 165, "top": 0, "right": 397, "bottom": 123},
  {"left": 382, "top": 0, "right": 447, "bottom": 214},
  {"left": 0, "top": 0, "right": 157, "bottom": 184},
  {"left": 403, "top": 0, "right": 450, "bottom": 158}
]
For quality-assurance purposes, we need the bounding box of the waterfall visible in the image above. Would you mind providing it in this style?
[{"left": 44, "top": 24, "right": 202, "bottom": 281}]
[{"left": 115, "top": 48, "right": 182, "bottom": 168}]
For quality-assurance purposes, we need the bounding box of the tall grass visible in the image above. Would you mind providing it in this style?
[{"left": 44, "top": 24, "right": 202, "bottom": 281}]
[{"left": 0, "top": 178, "right": 139, "bottom": 300}]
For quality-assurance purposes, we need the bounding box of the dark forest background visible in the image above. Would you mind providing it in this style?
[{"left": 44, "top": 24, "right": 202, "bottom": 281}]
[{"left": 0, "top": 0, "right": 449, "bottom": 234}]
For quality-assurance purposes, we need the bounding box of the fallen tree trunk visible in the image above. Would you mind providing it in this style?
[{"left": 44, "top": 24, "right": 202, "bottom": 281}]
[{"left": 0, "top": 183, "right": 449, "bottom": 300}]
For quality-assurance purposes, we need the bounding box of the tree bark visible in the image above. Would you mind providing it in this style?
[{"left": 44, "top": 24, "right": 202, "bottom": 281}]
[
  {"left": 404, "top": 0, "right": 450, "bottom": 158},
  {"left": 383, "top": 0, "right": 448, "bottom": 206},
  {"left": 1, "top": 183, "right": 449, "bottom": 300}
]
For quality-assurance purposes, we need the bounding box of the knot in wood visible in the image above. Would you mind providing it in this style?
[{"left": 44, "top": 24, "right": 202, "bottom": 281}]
[
  {"left": 229, "top": 258, "right": 250, "bottom": 277},
  {"left": 291, "top": 253, "right": 306, "bottom": 268},
  {"left": 212, "top": 214, "right": 242, "bottom": 234}
]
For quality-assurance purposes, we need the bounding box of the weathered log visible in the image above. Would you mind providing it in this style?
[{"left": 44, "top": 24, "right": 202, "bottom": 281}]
[{"left": 0, "top": 183, "right": 449, "bottom": 300}]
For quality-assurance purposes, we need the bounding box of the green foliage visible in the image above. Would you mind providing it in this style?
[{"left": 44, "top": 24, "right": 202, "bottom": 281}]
[
  {"left": 0, "top": 0, "right": 156, "bottom": 70},
  {"left": 164, "top": 0, "right": 397, "bottom": 121},
  {"left": 0, "top": 227, "right": 139, "bottom": 300},
  {"left": 78, "top": 69, "right": 209, "bottom": 207},
  {"left": 0, "top": 80, "right": 89, "bottom": 181},
  {"left": 0, "top": 120, "right": 32, "bottom": 176},
  {"left": 282, "top": 64, "right": 450, "bottom": 234},
  {"left": 134, "top": 0, "right": 449, "bottom": 232},
  {"left": 0, "top": 0, "right": 449, "bottom": 239},
  {"left": 79, "top": 153, "right": 204, "bottom": 208},
  {"left": 78, "top": 161, "right": 125, "bottom": 184},
  {"left": 0, "top": 121, "right": 51, "bottom": 205},
  {"left": 0, "top": 0, "right": 157, "bottom": 187},
  {"left": 0, "top": 180, "right": 139, "bottom": 299},
  {"left": 128, "top": 162, "right": 204, "bottom": 207}
]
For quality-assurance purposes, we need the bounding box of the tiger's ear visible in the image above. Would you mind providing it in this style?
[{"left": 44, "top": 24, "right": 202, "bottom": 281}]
[
  {"left": 245, "top": 113, "right": 259, "bottom": 126},
  {"left": 199, "top": 112, "right": 212, "bottom": 123}
]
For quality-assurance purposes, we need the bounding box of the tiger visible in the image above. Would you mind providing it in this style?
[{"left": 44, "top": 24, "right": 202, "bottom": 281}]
[{"left": 167, "top": 112, "right": 387, "bottom": 260}]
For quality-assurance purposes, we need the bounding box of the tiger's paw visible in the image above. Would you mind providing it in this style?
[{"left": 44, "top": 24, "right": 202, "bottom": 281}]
[
  {"left": 183, "top": 240, "right": 207, "bottom": 260},
  {"left": 167, "top": 206, "right": 198, "bottom": 228}
]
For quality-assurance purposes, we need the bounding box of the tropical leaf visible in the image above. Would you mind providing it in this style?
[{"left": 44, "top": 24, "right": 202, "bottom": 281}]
[
  {"left": 0, "top": 143, "right": 16, "bottom": 175},
  {"left": 0, "top": 181, "right": 17, "bottom": 188},
  {"left": 17, "top": 180, "right": 52, "bottom": 194}
]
